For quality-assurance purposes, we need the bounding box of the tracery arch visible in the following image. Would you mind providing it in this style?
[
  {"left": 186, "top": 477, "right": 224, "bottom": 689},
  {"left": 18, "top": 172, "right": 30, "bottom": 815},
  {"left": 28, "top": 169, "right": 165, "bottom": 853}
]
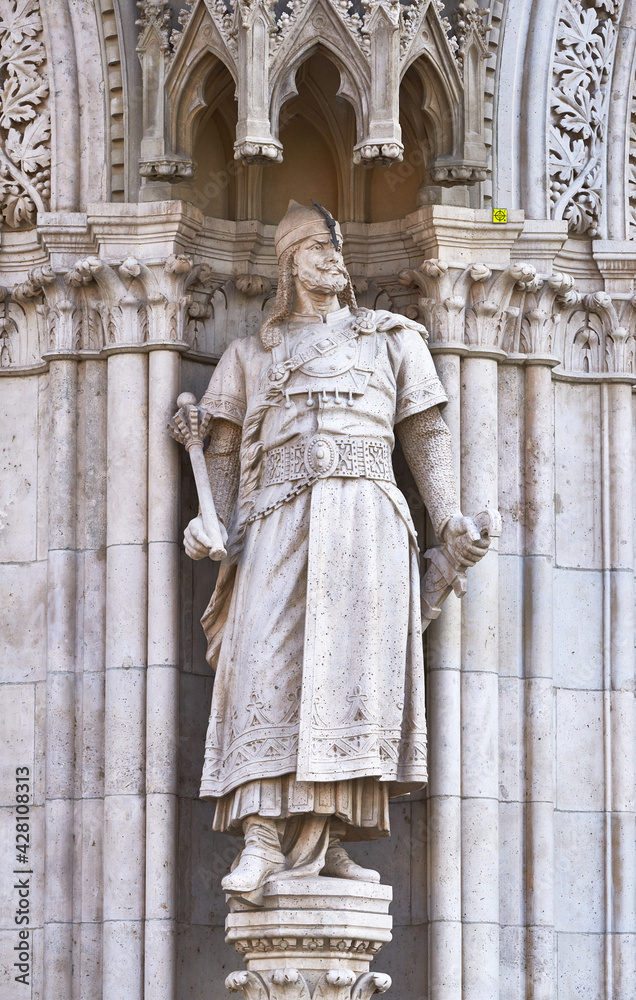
[
  {"left": 189, "top": 57, "right": 239, "bottom": 219},
  {"left": 262, "top": 50, "right": 356, "bottom": 223}
]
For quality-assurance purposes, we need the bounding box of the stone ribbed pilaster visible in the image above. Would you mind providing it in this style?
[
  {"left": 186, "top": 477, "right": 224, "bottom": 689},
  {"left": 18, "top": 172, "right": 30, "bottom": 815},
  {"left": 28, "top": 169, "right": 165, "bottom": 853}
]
[{"left": 402, "top": 211, "right": 535, "bottom": 1000}]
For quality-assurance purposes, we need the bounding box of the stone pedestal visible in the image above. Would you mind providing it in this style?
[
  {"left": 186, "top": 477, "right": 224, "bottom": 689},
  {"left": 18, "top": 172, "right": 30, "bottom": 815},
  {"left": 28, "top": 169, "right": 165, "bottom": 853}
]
[{"left": 224, "top": 879, "right": 392, "bottom": 1000}]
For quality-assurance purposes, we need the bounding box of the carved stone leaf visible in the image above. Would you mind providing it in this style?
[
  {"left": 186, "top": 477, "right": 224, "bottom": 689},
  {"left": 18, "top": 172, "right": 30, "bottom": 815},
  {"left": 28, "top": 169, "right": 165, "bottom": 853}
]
[
  {"left": 563, "top": 198, "right": 591, "bottom": 234},
  {"left": 556, "top": 2, "right": 599, "bottom": 52},
  {"left": 549, "top": 125, "right": 586, "bottom": 182},
  {"left": 0, "top": 181, "right": 34, "bottom": 225},
  {"left": 6, "top": 113, "right": 50, "bottom": 171},
  {"left": 0, "top": 72, "right": 47, "bottom": 126},
  {"left": 2, "top": 36, "right": 46, "bottom": 79},
  {"left": 553, "top": 57, "right": 592, "bottom": 94},
  {"left": 0, "top": 0, "right": 42, "bottom": 42},
  {"left": 552, "top": 88, "right": 593, "bottom": 137}
]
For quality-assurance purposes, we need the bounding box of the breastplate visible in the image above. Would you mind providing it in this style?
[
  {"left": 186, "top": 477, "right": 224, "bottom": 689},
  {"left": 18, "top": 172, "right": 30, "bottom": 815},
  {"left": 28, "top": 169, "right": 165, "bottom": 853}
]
[{"left": 278, "top": 327, "right": 376, "bottom": 406}]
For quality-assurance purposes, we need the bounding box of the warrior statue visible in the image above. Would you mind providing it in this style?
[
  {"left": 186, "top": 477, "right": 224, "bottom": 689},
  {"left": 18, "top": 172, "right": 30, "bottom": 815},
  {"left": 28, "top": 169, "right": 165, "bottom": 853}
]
[{"left": 182, "top": 200, "right": 489, "bottom": 897}]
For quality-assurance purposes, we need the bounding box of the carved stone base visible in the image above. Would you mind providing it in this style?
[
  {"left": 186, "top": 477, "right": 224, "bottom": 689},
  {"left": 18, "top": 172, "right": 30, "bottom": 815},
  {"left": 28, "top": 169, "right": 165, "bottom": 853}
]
[{"left": 225, "top": 878, "right": 392, "bottom": 994}]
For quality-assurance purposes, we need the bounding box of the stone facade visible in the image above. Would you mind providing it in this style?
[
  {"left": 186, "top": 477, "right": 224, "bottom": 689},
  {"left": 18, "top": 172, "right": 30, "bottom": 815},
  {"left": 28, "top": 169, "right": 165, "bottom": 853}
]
[{"left": 0, "top": 1, "right": 635, "bottom": 998}]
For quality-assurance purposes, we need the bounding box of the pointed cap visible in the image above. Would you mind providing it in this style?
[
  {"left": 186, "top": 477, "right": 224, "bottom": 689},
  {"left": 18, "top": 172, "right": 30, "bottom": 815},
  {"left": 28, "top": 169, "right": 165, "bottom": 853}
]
[{"left": 274, "top": 200, "right": 342, "bottom": 258}]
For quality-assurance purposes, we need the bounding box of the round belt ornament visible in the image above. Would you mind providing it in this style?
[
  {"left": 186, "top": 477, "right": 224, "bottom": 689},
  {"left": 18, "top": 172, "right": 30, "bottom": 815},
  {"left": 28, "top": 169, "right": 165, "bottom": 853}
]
[{"left": 305, "top": 435, "right": 339, "bottom": 478}]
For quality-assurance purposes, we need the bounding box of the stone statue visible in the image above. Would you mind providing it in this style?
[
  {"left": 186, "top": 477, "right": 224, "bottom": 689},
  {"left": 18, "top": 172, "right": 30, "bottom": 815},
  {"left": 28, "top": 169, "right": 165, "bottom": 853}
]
[{"left": 179, "top": 201, "right": 489, "bottom": 898}]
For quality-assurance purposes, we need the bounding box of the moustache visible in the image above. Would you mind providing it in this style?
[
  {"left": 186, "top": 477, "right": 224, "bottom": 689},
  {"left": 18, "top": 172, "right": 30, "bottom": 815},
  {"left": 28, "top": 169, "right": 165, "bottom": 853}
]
[{"left": 316, "top": 261, "right": 348, "bottom": 276}]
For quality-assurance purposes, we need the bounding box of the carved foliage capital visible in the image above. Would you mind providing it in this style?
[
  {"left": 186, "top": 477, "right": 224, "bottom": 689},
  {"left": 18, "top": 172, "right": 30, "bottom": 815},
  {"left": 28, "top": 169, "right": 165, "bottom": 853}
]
[{"left": 226, "top": 969, "right": 391, "bottom": 1000}]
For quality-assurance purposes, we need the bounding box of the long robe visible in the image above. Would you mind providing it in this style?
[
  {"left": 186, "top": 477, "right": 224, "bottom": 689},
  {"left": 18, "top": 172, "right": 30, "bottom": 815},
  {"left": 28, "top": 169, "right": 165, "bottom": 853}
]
[{"left": 198, "top": 307, "right": 447, "bottom": 827}]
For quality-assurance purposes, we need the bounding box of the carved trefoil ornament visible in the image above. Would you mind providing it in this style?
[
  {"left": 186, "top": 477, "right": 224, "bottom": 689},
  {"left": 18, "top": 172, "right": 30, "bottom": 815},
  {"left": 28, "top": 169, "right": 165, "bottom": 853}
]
[
  {"left": 0, "top": 0, "right": 50, "bottom": 228},
  {"left": 549, "top": 0, "right": 623, "bottom": 236},
  {"left": 137, "top": 0, "right": 489, "bottom": 183}
]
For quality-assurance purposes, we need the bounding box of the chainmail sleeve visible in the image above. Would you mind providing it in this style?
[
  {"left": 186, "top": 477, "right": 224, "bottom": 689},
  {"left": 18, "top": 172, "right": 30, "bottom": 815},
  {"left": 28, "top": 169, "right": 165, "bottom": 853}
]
[
  {"left": 204, "top": 418, "right": 242, "bottom": 528},
  {"left": 396, "top": 406, "right": 460, "bottom": 539}
]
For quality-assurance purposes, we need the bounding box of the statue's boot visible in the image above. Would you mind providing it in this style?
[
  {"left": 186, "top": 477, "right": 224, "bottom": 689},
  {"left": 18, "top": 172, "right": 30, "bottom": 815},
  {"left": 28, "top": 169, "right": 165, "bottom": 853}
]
[
  {"left": 222, "top": 816, "right": 285, "bottom": 893},
  {"left": 321, "top": 837, "right": 381, "bottom": 883}
]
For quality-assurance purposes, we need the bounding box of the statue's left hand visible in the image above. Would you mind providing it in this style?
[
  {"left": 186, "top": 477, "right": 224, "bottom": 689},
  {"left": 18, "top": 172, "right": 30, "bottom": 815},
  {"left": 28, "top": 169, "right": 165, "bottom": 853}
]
[{"left": 442, "top": 515, "right": 491, "bottom": 568}]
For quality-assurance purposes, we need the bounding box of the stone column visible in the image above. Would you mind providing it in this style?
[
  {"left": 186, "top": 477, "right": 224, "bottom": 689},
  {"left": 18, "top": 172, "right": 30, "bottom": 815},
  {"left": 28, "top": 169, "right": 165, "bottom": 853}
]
[
  {"left": 103, "top": 342, "right": 149, "bottom": 1000},
  {"left": 43, "top": 353, "right": 78, "bottom": 1000},
  {"left": 459, "top": 347, "right": 501, "bottom": 1000},
  {"left": 603, "top": 377, "right": 636, "bottom": 999},
  {"left": 426, "top": 345, "right": 464, "bottom": 1000},
  {"left": 39, "top": 0, "right": 80, "bottom": 211},
  {"left": 403, "top": 260, "right": 474, "bottom": 1000},
  {"left": 459, "top": 263, "right": 535, "bottom": 1000},
  {"left": 75, "top": 357, "right": 108, "bottom": 999},
  {"left": 522, "top": 358, "right": 557, "bottom": 1000},
  {"left": 145, "top": 345, "right": 181, "bottom": 1000},
  {"left": 583, "top": 276, "right": 636, "bottom": 999},
  {"left": 398, "top": 247, "right": 532, "bottom": 1000}
]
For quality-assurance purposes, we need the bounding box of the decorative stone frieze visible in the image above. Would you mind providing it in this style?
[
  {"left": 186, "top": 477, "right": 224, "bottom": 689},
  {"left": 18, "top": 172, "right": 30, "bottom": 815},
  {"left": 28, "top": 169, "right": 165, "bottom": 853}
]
[
  {"left": 549, "top": 0, "right": 624, "bottom": 236},
  {"left": 0, "top": 240, "right": 282, "bottom": 364},
  {"left": 399, "top": 258, "right": 482, "bottom": 345},
  {"left": 561, "top": 288, "right": 636, "bottom": 372},
  {"left": 0, "top": 0, "right": 50, "bottom": 228},
  {"left": 399, "top": 257, "right": 539, "bottom": 351}
]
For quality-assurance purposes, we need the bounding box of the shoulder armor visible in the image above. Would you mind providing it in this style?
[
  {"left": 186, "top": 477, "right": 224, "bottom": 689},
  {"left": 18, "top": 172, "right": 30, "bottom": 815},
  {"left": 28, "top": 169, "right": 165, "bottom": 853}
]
[{"left": 370, "top": 309, "right": 429, "bottom": 341}]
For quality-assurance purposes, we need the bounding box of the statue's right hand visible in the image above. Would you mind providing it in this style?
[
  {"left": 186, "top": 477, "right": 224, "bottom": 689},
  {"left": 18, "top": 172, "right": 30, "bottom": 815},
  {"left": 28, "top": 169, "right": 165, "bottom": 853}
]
[{"left": 184, "top": 515, "right": 226, "bottom": 560}]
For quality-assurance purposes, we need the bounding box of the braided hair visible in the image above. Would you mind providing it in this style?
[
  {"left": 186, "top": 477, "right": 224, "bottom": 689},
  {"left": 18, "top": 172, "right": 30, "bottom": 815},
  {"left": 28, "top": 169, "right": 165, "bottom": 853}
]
[{"left": 260, "top": 247, "right": 296, "bottom": 349}]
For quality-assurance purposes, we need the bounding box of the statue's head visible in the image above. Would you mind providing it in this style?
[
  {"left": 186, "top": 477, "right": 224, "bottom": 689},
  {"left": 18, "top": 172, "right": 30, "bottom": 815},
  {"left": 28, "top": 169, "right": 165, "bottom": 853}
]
[{"left": 261, "top": 200, "right": 356, "bottom": 348}]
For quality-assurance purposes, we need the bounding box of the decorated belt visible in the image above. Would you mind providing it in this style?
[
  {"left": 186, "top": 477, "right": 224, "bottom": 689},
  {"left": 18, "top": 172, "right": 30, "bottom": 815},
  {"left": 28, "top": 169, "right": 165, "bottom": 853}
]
[{"left": 262, "top": 433, "right": 395, "bottom": 487}]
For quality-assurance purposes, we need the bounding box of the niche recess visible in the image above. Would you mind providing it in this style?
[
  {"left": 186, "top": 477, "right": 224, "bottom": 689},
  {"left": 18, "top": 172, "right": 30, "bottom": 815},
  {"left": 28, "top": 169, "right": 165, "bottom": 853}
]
[{"left": 190, "top": 49, "right": 437, "bottom": 225}]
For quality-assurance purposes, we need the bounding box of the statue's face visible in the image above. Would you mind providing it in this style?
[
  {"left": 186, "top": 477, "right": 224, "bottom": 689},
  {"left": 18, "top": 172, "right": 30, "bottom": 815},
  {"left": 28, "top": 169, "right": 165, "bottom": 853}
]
[{"left": 292, "top": 233, "right": 348, "bottom": 296}]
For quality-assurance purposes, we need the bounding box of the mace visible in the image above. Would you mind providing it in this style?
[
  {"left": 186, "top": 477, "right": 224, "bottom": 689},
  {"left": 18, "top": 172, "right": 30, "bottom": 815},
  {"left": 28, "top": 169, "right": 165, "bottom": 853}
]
[{"left": 168, "top": 392, "right": 227, "bottom": 561}]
